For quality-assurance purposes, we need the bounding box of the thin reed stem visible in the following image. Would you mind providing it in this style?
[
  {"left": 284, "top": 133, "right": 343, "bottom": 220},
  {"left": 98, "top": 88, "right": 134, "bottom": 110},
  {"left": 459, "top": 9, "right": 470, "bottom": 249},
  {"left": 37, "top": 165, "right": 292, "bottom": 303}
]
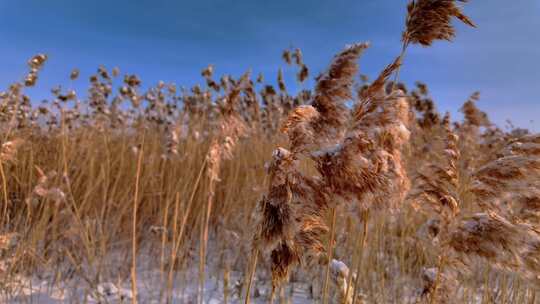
[
  {"left": 430, "top": 253, "right": 447, "bottom": 304},
  {"left": 166, "top": 193, "right": 182, "bottom": 302},
  {"left": 344, "top": 227, "right": 361, "bottom": 302},
  {"left": 176, "top": 158, "right": 207, "bottom": 251},
  {"left": 223, "top": 264, "right": 230, "bottom": 304},
  {"left": 322, "top": 207, "right": 337, "bottom": 304},
  {"left": 198, "top": 199, "right": 206, "bottom": 304},
  {"left": 0, "top": 161, "right": 9, "bottom": 227},
  {"left": 158, "top": 195, "right": 171, "bottom": 302},
  {"left": 352, "top": 210, "right": 369, "bottom": 304},
  {"left": 199, "top": 170, "right": 217, "bottom": 304},
  {"left": 391, "top": 41, "right": 409, "bottom": 92},
  {"left": 244, "top": 248, "right": 259, "bottom": 304},
  {"left": 269, "top": 286, "right": 276, "bottom": 304},
  {"left": 167, "top": 160, "right": 207, "bottom": 300},
  {"left": 131, "top": 133, "right": 145, "bottom": 304}
]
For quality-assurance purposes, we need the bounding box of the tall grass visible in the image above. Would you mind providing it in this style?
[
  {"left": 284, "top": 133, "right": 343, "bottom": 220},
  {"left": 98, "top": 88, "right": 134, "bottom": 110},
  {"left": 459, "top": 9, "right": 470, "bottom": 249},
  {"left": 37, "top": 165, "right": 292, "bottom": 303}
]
[{"left": 1, "top": 1, "right": 540, "bottom": 303}]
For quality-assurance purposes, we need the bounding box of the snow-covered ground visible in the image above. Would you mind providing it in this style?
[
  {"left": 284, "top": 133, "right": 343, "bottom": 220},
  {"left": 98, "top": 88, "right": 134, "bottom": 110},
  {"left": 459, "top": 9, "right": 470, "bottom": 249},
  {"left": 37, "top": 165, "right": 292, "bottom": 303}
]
[{"left": 1, "top": 270, "right": 316, "bottom": 303}]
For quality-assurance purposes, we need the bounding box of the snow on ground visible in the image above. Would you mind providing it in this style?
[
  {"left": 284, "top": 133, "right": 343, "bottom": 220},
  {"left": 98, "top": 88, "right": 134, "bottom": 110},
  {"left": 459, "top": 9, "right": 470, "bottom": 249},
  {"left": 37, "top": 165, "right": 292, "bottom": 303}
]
[{"left": 1, "top": 269, "right": 315, "bottom": 303}]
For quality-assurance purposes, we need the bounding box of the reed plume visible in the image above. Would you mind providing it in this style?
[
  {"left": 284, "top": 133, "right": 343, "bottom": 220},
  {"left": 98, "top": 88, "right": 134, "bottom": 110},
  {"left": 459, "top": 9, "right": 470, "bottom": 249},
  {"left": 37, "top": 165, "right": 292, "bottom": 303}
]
[
  {"left": 471, "top": 134, "right": 540, "bottom": 214},
  {"left": 0, "top": 140, "right": 23, "bottom": 164},
  {"left": 199, "top": 71, "right": 250, "bottom": 303},
  {"left": 410, "top": 117, "right": 460, "bottom": 220},
  {"left": 316, "top": 86, "right": 411, "bottom": 211},
  {"left": 403, "top": 0, "right": 476, "bottom": 47},
  {"left": 448, "top": 211, "right": 530, "bottom": 270},
  {"left": 254, "top": 43, "right": 369, "bottom": 289},
  {"left": 282, "top": 43, "right": 369, "bottom": 153}
]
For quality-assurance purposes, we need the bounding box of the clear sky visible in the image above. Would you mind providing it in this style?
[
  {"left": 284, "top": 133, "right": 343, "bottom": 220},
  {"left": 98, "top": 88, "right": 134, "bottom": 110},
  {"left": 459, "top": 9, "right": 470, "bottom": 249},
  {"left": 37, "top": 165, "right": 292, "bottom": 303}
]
[{"left": 1, "top": 0, "right": 538, "bottom": 131}]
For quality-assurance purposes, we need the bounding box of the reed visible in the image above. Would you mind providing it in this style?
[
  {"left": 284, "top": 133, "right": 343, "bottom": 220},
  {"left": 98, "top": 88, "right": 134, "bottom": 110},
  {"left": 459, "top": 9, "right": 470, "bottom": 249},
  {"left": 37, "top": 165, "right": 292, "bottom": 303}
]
[{"left": 2, "top": 1, "right": 540, "bottom": 303}]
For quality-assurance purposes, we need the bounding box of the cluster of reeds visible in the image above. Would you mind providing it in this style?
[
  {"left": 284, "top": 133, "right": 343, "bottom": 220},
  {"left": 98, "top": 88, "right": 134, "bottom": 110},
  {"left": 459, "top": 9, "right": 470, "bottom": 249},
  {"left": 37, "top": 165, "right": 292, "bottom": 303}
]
[
  {"left": 250, "top": 1, "right": 481, "bottom": 303},
  {"left": 2, "top": 1, "right": 540, "bottom": 303}
]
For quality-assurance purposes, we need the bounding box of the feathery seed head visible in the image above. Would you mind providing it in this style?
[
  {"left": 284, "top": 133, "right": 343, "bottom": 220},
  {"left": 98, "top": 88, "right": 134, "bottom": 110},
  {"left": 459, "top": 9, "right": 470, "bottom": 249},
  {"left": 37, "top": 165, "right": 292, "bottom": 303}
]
[{"left": 403, "top": 0, "right": 475, "bottom": 47}]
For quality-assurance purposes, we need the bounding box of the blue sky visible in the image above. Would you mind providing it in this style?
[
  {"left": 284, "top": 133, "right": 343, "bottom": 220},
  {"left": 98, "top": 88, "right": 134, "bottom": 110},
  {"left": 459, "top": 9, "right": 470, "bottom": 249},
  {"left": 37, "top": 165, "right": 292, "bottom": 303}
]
[{"left": 1, "top": 0, "right": 538, "bottom": 131}]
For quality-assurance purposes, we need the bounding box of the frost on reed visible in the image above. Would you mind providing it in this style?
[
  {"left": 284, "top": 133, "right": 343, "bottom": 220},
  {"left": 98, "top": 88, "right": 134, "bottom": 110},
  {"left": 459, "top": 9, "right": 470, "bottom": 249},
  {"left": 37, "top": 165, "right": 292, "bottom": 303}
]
[{"left": 329, "top": 259, "right": 365, "bottom": 304}]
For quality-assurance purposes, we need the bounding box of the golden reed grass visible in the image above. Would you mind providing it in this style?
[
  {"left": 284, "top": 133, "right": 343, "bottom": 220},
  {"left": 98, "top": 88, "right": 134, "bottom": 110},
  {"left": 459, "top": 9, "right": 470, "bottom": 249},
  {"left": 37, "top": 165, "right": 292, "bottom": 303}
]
[{"left": 2, "top": 1, "right": 540, "bottom": 303}]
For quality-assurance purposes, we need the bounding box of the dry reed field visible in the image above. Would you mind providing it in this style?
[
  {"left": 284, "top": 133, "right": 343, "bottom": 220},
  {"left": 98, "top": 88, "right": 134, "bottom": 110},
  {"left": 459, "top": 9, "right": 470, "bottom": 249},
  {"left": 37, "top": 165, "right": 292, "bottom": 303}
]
[{"left": 1, "top": 1, "right": 540, "bottom": 303}]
